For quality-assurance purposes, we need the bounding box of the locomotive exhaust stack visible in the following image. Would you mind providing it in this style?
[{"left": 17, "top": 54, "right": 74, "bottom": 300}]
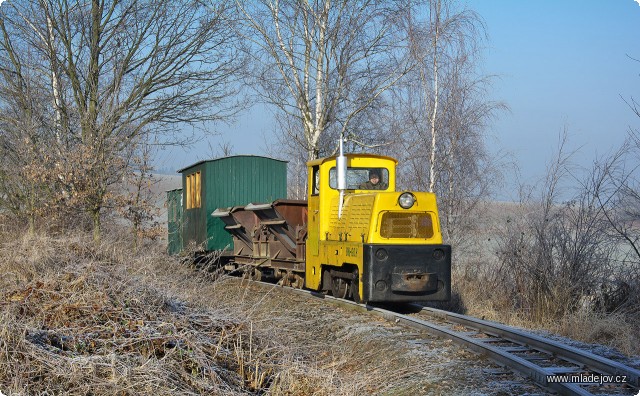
[{"left": 336, "top": 136, "right": 347, "bottom": 218}]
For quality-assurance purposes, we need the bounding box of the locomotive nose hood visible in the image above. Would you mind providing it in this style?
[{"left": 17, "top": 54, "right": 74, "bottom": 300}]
[{"left": 329, "top": 191, "right": 444, "bottom": 245}]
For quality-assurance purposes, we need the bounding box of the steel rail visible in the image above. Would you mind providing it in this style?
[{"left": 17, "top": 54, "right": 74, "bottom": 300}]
[
  {"left": 416, "top": 306, "right": 640, "bottom": 389},
  {"left": 243, "top": 279, "right": 639, "bottom": 395},
  {"left": 361, "top": 304, "right": 592, "bottom": 396}
]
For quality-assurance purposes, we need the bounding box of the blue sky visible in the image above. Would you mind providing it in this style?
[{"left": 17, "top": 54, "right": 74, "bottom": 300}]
[
  {"left": 158, "top": 0, "right": 640, "bottom": 192},
  {"left": 466, "top": 0, "right": 640, "bottom": 185}
]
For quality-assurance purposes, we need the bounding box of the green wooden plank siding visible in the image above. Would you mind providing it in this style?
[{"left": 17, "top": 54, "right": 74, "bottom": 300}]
[
  {"left": 178, "top": 156, "right": 287, "bottom": 252},
  {"left": 166, "top": 189, "right": 183, "bottom": 255}
]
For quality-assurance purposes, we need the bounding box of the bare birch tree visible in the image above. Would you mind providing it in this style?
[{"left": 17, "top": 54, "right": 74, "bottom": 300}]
[
  {"left": 0, "top": 0, "right": 242, "bottom": 240},
  {"left": 403, "top": 0, "right": 486, "bottom": 190},
  {"left": 387, "top": 0, "right": 504, "bottom": 244},
  {"left": 235, "top": 0, "right": 412, "bottom": 160}
]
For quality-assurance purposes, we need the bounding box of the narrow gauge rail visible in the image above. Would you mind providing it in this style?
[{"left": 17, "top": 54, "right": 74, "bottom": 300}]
[
  {"left": 405, "top": 306, "right": 640, "bottom": 396},
  {"left": 245, "top": 278, "right": 640, "bottom": 396}
]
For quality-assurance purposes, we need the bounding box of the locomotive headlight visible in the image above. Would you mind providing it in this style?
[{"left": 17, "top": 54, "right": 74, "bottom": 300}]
[{"left": 398, "top": 192, "right": 416, "bottom": 209}]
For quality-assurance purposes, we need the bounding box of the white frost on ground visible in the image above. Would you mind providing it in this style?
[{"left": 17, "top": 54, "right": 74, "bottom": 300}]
[{"left": 528, "top": 328, "right": 640, "bottom": 370}]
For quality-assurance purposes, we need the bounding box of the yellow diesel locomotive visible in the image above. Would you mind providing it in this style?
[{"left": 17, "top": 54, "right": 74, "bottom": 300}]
[
  {"left": 304, "top": 153, "right": 451, "bottom": 303},
  {"left": 171, "top": 153, "right": 451, "bottom": 304}
]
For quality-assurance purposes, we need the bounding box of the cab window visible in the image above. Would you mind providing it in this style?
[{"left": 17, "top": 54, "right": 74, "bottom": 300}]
[{"left": 329, "top": 167, "right": 389, "bottom": 190}]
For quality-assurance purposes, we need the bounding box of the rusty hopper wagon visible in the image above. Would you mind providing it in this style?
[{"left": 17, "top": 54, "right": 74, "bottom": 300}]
[
  {"left": 212, "top": 200, "right": 308, "bottom": 287},
  {"left": 168, "top": 153, "right": 451, "bottom": 304}
]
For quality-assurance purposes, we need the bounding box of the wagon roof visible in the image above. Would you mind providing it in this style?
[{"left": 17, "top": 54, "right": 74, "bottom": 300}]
[{"left": 177, "top": 155, "right": 288, "bottom": 173}]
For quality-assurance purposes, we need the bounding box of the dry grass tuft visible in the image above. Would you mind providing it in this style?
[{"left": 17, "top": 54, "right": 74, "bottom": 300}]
[
  {"left": 551, "top": 310, "right": 639, "bottom": 356},
  {"left": 0, "top": 229, "right": 313, "bottom": 395}
]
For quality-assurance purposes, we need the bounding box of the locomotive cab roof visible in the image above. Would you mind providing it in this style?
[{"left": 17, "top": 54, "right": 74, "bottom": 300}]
[{"left": 307, "top": 153, "right": 398, "bottom": 167}]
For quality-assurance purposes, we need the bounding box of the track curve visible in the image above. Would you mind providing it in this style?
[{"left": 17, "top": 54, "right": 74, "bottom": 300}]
[{"left": 249, "top": 278, "right": 640, "bottom": 395}]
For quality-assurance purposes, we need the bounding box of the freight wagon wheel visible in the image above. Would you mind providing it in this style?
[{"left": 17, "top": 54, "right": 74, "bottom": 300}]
[
  {"left": 331, "top": 276, "right": 349, "bottom": 299},
  {"left": 251, "top": 268, "right": 263, "bottom": 281},
  {"left": 243, "top": 267, "right": 262, "bottom": 282},
  {"left": 291, "top": 274, "right": 304, "bottom": 289}
]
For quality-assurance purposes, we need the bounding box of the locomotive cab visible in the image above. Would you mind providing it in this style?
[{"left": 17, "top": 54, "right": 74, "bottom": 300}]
[{"left": 304, "top": 154, "right": 451, "bottom": 303}]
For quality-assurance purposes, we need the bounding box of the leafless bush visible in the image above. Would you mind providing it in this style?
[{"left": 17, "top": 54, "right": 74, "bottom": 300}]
[
  {"left": 448, "top": 131, "right": 640, "bottom": 355},
  {"left": 493, "top": 135, "right": 618, "bottom": 323}
]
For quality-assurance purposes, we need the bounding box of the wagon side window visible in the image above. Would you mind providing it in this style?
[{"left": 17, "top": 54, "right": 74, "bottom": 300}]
[{"left": 186, "top": 171, "right": 201, "bottom": 209}]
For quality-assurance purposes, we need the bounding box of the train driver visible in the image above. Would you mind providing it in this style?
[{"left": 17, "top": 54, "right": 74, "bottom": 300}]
[{"left": 359, "top": 169, "right": 387, "bottom": 190}]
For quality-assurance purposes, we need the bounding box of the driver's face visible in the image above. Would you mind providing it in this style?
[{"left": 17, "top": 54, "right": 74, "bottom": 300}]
[{"left": 370, "top": 175, "right": 379, "bottom": 184}]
